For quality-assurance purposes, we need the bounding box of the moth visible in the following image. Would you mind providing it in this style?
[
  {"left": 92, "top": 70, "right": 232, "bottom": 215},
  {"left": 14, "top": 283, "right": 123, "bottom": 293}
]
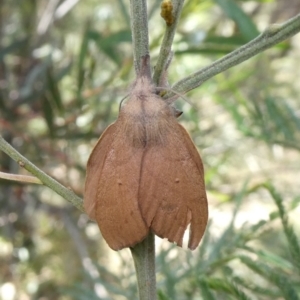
[{"left": 84, "top": 55, "right": 208, "bottom": 251}]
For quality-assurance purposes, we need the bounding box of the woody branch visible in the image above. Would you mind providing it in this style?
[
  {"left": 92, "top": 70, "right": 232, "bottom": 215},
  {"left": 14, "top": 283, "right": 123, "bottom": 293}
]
[{"left": 168, "top": 13, "right": 300, "bottom": 97}]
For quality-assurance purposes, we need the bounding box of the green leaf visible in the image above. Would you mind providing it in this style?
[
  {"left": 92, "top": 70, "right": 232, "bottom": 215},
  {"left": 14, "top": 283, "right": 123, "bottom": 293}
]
[
  {"left": 198, "top": 279, "right": 217, "bottom": 300},
  {"left": 264, "top": 184, "right": 300, "bottom": 274},
  {"left": 215, "top": 0, "right": 259, "bottom": 41},
  {"left": 157, "top": 289, "right": 171, "bottom": 300},
  {"left": 177, "top": 35, "right": 247, "bottom": 55},
  {"left": 204, "top": 277, "right": 252, "bottom": 300},
  {"left": 88, "top": 29, "right": 132, "bottom": 65},
  {"left": 46, "top": 67, "right": 64, "bottom": 114},
  {"left": 42, "top": 96, "right": 55, "bottom": 137},
  {"left": 77, "top": 24, "right": 90, "bottom": 105},
  {"left": 239, "top": 255, "right": 300, "bottom": 300},
  {"left": 116, "top": 0, "right": 130, "bottom": 26}
]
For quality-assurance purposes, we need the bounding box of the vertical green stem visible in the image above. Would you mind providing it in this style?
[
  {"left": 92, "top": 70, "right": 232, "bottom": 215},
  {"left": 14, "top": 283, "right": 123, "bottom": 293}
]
[
  {"left": 153, "top": 0, "right": 185, "bottom": 85},
  {"left": 129, "top": 0, "right": 150, "bottom": 72},
  {"left": 128, "top": 1, "right": 156, "bottom": 299},
  {"left": 130, "top": 232, "right": 157, "bottom": 300}
]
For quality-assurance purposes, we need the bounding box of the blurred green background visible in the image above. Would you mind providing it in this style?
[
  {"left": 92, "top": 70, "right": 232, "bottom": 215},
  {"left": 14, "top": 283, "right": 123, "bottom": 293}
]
[{"left": 0, "top": 0, "right": 300, "bottom": 299}]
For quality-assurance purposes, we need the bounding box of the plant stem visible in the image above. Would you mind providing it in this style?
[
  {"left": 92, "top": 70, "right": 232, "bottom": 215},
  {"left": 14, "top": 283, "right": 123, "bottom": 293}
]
[
  {"left": 153, "top": 0, "right": 185, "bottom": 85},
  {"left": 0, "top": 171, "right": 43, "bottom": 184},
  {"left": 129, "top": 2, "right": 157, "bottom": 299},
  {"left": 130, "top": 232, "right": 157, "bottom": 300},
  {"left": 130, "top": 0, "right": 150, "bottom": 72},
  {"left": 0, "top": 135, "right": 84, "bottom": 212},
  {"left": 168, "top": 13, "right": 300, "bottom": 96}
]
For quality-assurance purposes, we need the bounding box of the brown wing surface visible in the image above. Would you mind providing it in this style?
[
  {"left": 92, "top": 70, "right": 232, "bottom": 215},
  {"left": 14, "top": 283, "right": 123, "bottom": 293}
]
[
  {"left": 138, "top": 122, "right": 208, "bottom": 250},
  {"left": 84, "top": 122, "right": 149, "bottom": 250}
]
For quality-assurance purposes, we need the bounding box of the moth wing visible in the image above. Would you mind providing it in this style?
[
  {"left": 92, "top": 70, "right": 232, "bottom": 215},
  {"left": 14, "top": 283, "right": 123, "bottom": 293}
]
[
  {"left": 139, "top": 122, "right": 208, "bottom": 250},
  {"left": 84, "top": 122, "right": 149, "bottom": 251},
  {"left": 84, "top": 123, "right": 116, "bottom": 219}
]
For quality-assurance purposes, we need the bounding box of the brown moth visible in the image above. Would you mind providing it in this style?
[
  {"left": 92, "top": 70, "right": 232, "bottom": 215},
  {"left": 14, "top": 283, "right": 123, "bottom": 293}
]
[{"left": 84, "top": 55, "right": 208, "bottom": 251}]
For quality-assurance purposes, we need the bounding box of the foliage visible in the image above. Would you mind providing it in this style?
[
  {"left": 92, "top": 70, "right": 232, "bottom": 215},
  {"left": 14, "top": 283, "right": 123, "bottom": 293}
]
[
  {"left": 62, "top": 184, "right": 300, "bottom": 300},
  {"left": 0, "top": 0, "right": 300, "bottom": 299}
]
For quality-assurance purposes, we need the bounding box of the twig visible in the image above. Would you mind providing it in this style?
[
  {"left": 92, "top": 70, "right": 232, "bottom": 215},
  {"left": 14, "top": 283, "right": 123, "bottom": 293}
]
[
  {"left": 0, "top": 135, "right": 84, "bottom": 212},
  {"left": 37, "top": 0, "right": 60, "bottom": 35},
  {"left": 55, "top": 0, "right": 80, "bottom": 19},
  {"left": 129, "top": 0, "right": 150, "bottom": 72},
  {"left": 128, "top": 2, "right": 157, "bottom": 300},
  {"left": 168, "top": 13, "right": 300, "bottom": 96},
  {"left": 0, "top": 171, "right": 43, "bottom": 184},
  {"left": 130, "top": 233, "right": 157, "bottom": 300},
  {"left": 153, "top": 0, "right": 185, "bottom": 85}
]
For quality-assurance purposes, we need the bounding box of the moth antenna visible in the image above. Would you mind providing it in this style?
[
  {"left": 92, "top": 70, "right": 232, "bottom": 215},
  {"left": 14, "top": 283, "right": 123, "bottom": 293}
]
[
  {"left": 119, "top": 94, "right": 129, "bottom": 111},
  {"left": 155, "top": 87, "right": 194, "bottom": 108}
]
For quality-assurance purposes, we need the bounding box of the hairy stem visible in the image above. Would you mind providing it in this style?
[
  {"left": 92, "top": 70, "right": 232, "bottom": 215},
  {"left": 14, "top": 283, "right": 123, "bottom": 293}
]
[
  {"left": 129, "top": 2, "right": 156, "bottom": 299},
  {"left": 169, "top": 13, "right": 300, "bottom": 96},
  {"left": 153, "top": 0, "right": 185, "bottom": 85},
  {"left": 130, "top": 0, "right": 150, "bottom": 72},
  {"left": 0, "top": 135, "right": 84, "bottom": 212},
  {"left": 130, "top": 232, "right": 157, "bottom": 300}
]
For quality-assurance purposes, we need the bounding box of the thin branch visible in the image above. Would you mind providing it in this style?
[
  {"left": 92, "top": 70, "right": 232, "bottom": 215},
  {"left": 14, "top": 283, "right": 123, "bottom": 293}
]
[
  {"left": 55, "top": 0, "right": 80, "bottom": 19},
  {"left": 128, "top": 3, "right": 156, "bottom": 299},
  {"left": 130, "top": 0, "right": 150, "bottom": 72},
  {"left": 153, "top": 0, "right": 185, "bottom": 85},
  {"left": 37, "top": 0, "right": 60, "bottom": 35},
  {"left": 0, "top": 135, "right": 84, "bottom": 212},
  {"left": 130, "top": 233, "right": 157, "bottom": 300},
  {"left": 169, "top": 13, "right": 300, "bottom": 96},
  {"left": 0, "top": 171, "right": 42, "bottom": 184}
]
